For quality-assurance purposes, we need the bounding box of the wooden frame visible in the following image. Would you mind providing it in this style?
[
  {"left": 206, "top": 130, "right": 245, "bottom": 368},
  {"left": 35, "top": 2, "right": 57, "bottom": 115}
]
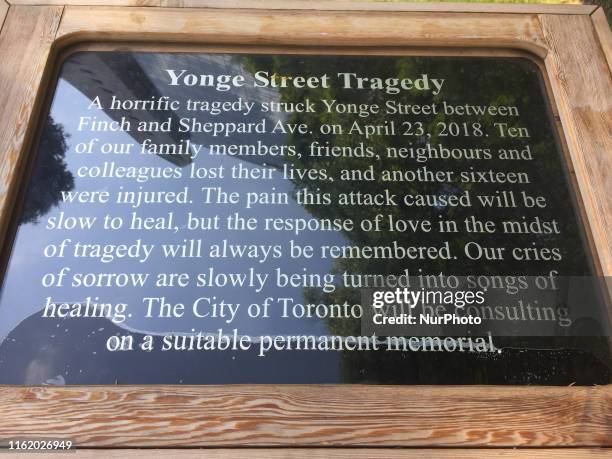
[
  {"left": 0, "top": 1, "right": 610, "bottom": 456},
  {"left": 0, "top": 2, "right": 7, "bottom": 31}
]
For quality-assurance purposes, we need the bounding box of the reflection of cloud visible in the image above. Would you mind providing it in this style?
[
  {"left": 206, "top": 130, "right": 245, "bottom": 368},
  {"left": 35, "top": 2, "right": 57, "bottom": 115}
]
[{"left": 43, "top": 374, "right": 66, "bottom": 386}]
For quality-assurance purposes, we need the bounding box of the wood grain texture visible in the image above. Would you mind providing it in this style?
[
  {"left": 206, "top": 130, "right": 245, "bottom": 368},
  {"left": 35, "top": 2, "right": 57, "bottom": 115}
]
[
  {"left": 0, "top": 2, "right": 8, "bottom": 32},
  {"left": 539, "top": 14, "right": 612, "bottom": 282},
  {"left": 70, "top": 42, "right": 546, "bottom": 58},
  {"left": 0, "top": 385, "right": 610, "bottom": 447},
  {"left": 4, "top": 0, "right": 599, "bottom": 15},
  {"left": 9, "top": 0, "right": 159, "bottom": 5},
  {"left": 0, "top": 6, "right": 63, "bottom": 251},
  {"left": 55, "top": 7, "right": 548, "bottom": 57},
  {"left": 4, "top": 448, "right": 612, "bottom": 459},
  {"left": 592, "top": 7, "right": 612, "bottom": 73}
]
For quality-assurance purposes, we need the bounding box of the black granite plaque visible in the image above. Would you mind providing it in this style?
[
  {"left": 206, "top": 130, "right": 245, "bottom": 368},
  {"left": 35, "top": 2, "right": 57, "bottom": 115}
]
[{"left": 0, "top": 52, "right": 609, "bottom": 385}]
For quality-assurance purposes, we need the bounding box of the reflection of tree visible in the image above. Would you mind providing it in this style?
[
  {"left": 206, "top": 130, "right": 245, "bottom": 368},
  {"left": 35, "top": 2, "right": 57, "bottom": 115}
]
[
  {"left": 21, "top": 116, "right": 74, "bottom": 224},
  {"left": 242, "top": 55, "right": 591, "bottom": 292},
  {"left": 240, "top": 55, "right": 608, "bottom": 382}
]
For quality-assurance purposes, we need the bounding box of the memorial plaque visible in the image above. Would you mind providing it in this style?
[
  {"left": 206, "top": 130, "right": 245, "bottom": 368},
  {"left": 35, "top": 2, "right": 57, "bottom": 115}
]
[{"left": 0, "top": 51, "right": 609, "bottom": 385}]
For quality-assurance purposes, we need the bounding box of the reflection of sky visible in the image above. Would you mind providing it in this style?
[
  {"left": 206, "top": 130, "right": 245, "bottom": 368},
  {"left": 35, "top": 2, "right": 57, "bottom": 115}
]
[{"left": 0, "top": 56, "right": 348, "bottom": 344}]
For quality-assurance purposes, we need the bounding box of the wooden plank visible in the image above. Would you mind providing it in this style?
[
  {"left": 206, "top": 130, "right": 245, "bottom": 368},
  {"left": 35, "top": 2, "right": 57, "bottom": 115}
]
[
  {"left": 5, "top": 0, "right": 599, "bottom": 15},
  {"left": 0, "top": 5, "right": 63, "bottom": 252},
  {"left": 3, "top": 448, "right": 612, "bottom": 459},
  {"left": 539, "top": 14, "right": 612, "bottom": 281},
  {"left": 592, "top": 7, "right": 612, "bottom": 72},
  {"left": 160, "top": 0, "right": 596, "bottom": 15},
  {"left": 55, "top": 7, "right": 548, "bottom": 57},
  {"left": 0, "top": 385, "right": 610, "bottom": 447},
  {"left": 8, "top": 0, "right": 160, "bottom": 5}
]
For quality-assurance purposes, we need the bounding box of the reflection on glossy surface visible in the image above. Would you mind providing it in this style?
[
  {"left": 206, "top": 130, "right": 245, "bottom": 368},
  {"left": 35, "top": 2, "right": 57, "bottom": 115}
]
[{"left": 0, "top": 52, "right": 609, "bottom": 385}]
